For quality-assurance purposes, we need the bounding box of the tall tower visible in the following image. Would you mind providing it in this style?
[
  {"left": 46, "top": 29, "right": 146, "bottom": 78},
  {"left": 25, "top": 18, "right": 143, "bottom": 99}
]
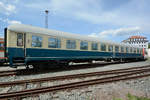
[{"left": 45, "top": 10, "right": 49, "bottom": 28}]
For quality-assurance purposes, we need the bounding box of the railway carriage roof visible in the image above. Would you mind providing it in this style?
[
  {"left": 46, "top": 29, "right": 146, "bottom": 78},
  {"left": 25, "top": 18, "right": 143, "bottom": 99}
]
[{"left": 8, "top": 24, "right": 139, "bottom": 48}]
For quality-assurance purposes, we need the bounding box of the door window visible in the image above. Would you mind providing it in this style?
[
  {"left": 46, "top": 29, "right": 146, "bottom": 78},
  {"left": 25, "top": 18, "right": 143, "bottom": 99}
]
[{"left": 17, "top": 33, "right": 23, "bottom": 46}]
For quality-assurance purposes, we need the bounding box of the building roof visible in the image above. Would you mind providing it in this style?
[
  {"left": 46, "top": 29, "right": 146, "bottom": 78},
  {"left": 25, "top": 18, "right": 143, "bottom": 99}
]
[
  {"left": 0, "top": 38, "right": 4, "bottom": 40},
  {"left": 129, "top": 36, "right": 146, "bottom": 39}
]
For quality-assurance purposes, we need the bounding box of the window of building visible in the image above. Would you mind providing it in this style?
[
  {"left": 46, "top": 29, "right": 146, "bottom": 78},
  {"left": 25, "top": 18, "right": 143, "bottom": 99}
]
[
  {"left": 17, "top": 33, "right": 23, "bottom": 46},
  {"left": 48, "top": 38, "right": 61, "bottom": 48},
  {"left": 32, "top": 35, "right": 42, "bottom": 47},
  {"left": 91, "top": 43, "right": 98, "bottom": 50},
  {"left": 66, "top": 40, "right": 76, "bottom": 49},
  {"left": 101, "top": 43, "right": 106, "bottom": 51},
  {"left": 115, "top": 46, "right": 119, "bottom": 52},
  {"left": 121, "top": 47, "right": 124, "bottom": 53},
  {"left": 80, "top": 41, "right": 88, "bottom": 50},
  {"left": 108, "top": 45, "right": 113, "bottom": 52}
]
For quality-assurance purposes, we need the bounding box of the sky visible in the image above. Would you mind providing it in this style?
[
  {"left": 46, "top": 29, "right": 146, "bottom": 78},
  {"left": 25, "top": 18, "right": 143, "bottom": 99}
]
[{"left": 0, "top": 0, "right": 150, "bottom": 42}]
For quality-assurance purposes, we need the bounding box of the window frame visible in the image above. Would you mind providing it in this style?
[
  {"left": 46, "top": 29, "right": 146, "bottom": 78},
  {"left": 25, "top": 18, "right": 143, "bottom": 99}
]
[
  {"left": 48, "top": 37, "right": 61, "bottom": 48},
  {"left": 115, "top": 46, "right": 119, "bottom": 52},
  {"left": 80, "top": 41, "right": 88, "bottom": 50},
  {"left": 108, "top": 45, "right": 113, "bottom": 52},
  {"left": 17, "top": 33, "right": 23, "bottom": 46},
  {"left": 130, "top": 47, "right": 133, "bottom": 53},
  {"left": 91, "top": 42, "right": 98, "bottom": 50},
  {"left": 121, "top": 46, "right": 124, "bottom": 53},
  {"left": 133, "top": 48, "right": 136, "bottom": 53},
  {"left": 66, "top": 40, "right": 76, "bottom": 49},
  {"left": 32, "top": 35, "right": 43, "bottom": 47},
  {"left": 137, "top": 48, "right": 139, "bottom": 54},
  {"left": 101, "top": 43, "right": 106, "bottom": 51},
  {"left": 126, "top": 47, "right": 129, "bottom": 53}
]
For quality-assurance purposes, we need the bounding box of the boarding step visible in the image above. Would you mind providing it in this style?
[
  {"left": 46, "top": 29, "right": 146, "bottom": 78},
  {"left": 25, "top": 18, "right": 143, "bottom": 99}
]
[
  {"left": 13, "top": 60, "right": 25, "bottom": 63},
  {"left": 13, "top": 63, "right": 25, "bottom": 66}
]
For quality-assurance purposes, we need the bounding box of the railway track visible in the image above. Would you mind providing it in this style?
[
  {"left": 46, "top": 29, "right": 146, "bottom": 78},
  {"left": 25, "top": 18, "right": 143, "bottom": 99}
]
[
  {"left": 0, "top": 65, "right": 150, "bottom": 99},
  {"left": 0, "top": 65, "right": 150, "bottom": 87}
]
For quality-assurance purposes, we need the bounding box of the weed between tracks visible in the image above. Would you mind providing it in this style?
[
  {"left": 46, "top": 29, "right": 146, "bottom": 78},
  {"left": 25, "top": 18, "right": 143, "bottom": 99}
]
[{"left": 113, "top": 93, "right": 150, "bottom": 100}]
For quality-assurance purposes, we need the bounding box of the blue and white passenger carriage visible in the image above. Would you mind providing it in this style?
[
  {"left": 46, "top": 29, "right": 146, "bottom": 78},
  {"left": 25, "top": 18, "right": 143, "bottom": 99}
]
[{"left": 4, "top": 24, "right": 144, "bottom": 68}]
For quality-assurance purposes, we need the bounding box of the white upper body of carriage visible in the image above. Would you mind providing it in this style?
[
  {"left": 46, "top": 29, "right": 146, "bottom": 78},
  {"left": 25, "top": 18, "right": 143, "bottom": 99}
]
[{"left": 7, "top": 24, "right": 141, "bottom": 53}]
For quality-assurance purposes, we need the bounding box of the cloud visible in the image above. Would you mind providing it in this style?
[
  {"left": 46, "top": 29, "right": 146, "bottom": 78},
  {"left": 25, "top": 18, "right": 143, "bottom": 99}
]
[
  {"left": 2, "top": 0, "right": 150, "bottom": 37},
  {"left": 100, "top": 27, "right": 141, "bottom": 36},
  {"left": 46, "top": 0, "right": 150, "bottom": 33},
  {"left": 24, "top": 0, "right": 150, "bottom": 27},
  {"left": 7, "top": 20, "right": 21, "bottom": 25},
  {"left": 88, "top": 33, "right": 98, "bottom": 38},
  {"left": 2, "top": 18, "right": 21, "bottom": 25},
  {"left": 88, "top": 27, "right": 141, "bottom": 39},
  {"left": 0, "top": 1, "right": 16, "bottom": 15}
]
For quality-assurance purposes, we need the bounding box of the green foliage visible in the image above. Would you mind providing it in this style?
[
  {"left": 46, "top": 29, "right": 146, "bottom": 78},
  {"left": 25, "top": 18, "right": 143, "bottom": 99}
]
[
  {"left": 113, "top": 98, "right": 122, "bottom": 100},
  {"left": 148, "top": 43, "right": 150, "bottom": 48},
  {"left": 113, "top": 93, "right": 150, "bottom": 100},
  {"left": 127, "top": 93, "right": 138, "bottom": 100},
  {"left": 127, "top": 93, "right": 150, "bottom": 100}
]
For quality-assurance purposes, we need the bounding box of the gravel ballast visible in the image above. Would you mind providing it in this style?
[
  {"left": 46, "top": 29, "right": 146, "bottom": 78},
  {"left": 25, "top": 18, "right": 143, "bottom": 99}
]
[
  {"left": 0, "top": 60, "right": 150, "bottom": 99},
  {"left": 22, "top": 76, "right": 150, "bottom": 100}
]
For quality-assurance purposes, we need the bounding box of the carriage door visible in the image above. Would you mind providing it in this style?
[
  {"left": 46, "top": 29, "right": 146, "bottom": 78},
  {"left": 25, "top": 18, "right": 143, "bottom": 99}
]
[{"left": 17, "top": 33, "right": 26, "bottom": 57}]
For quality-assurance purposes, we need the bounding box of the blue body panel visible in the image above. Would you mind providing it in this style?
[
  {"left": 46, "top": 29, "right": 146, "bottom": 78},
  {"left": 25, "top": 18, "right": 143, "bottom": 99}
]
[
  {"left": 7, "top": 47, "right": 24, "bottom": 58},
  {"left": 7, "top": 47, "right": 143, "bottom": 65}
]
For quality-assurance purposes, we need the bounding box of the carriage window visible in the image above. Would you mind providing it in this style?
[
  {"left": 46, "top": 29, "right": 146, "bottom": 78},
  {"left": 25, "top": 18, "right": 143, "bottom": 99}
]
[
  {"left": 141, "top": 49, "right": 143, "bottom": 54},
  {"left": 137, "top": 48, "right": 139, "bottom": 53},
  {"left": 121, "top": 47, "right": 124, "bottom": 53},
  {"left": 126, "top": 47, "right": 129, "bottom": 53},
  {"left": 101, "top": 44, "right": 106, "bottom": 51},
  {"left": 48, "top": 38, "right": 61, "bottom": 48},
  {"left": 108, "top": 45, "right": 113, "bottom": 52},
  {"left": 92, "top": 43, "right": 98, "bottom": 50},
  {"left": 66, "top": 40, "right": 76, "bottom": 49},
  {"left": 17, "top": 33, "right": 23, "bottom": 46},
  {"left": 115, "top": 46, "right": 119, "bottom": 52},
  {"left": 80, "top": 41, "right": 88, "bottom": 50},
  {"left": 139, "top": 49, "right": 141, "bottom": 54},
  {"left": 130, "top": 48, "right": 133, "bottom": 53},
  {"left": 32, "top": 35, "right": 42, "bottom": 47},
  {"left": 134, "top": 48, "right": 136, "bottom": 53}
]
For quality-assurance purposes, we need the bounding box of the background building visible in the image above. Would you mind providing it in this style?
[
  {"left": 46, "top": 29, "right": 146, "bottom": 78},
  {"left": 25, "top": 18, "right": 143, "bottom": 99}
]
[
  {"left": 0, "top": 38, "right": 4, "bottom": 50},
  {"left": 122, "top": 36, "right": 149, "bottom": 49},
  {"left": 122, "top": 36, "right": 150, "bottom": 57}
]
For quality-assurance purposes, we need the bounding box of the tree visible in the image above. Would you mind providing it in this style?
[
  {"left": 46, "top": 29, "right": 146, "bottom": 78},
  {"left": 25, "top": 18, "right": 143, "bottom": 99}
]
[{"left": 149, "top": 43, "right": 150, "bottom": 48}]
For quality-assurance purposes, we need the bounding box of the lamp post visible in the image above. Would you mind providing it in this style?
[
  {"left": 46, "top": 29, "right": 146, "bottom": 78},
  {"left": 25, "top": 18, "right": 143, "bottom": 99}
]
[{"left": 45, "top": 10, "right": 49, "bottom": 28}]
